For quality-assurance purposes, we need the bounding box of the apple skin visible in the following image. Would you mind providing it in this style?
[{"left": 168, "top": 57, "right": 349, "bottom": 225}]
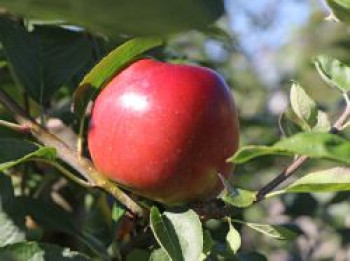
[{"left": 88, "top": 59, "right": 239, "bottom": 204}]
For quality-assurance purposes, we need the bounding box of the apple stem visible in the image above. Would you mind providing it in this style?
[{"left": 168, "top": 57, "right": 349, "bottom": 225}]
[
  {"left": 256, "top": 92, "right": 350, "bottom": 202},
  {"left": 0, "top": 88, "right": 144, "bottom": 217}
]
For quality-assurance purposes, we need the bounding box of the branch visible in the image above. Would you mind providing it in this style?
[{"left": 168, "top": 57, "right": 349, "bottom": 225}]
[
  {"left": 256, "top": 94, "right": 350, "bottom": 202},
  {"left": 0, "top": 89, "right": 144, "bottom": 217}
]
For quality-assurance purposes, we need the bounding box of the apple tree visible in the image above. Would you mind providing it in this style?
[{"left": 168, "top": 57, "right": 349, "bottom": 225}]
[{"left": 0, "top": 0, "right": 349, "bottom": 260}]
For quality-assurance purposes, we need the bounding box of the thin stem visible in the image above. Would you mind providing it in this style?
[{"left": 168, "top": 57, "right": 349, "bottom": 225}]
[
  {"left": 32, "top": 158, "right": 91, "bottom": 188},
  {"left": 256, "top": 94, "right": 350, "bottom": 202},
  {"left": 0, "top": 88, "right": 144, "bottom": 217},
  {"left": 0, "top": 119, "right": 29, "bottom": 133}
]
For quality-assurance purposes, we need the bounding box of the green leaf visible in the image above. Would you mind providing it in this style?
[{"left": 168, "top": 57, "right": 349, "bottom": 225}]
[
  {"left": 0, "top": 175, "right": 26, "bottom": 247},
  {"left": 226, "top": 222, "right": 241, "bottom": 254},
  {"left": 202, "top": 230, "right": 214, "bottom": 258},
  {"left": 285, "top": 167, "right": 350, "bottom": 193},
  {"left": 0, "top": 16, "right": 41, "bottom": 102},
  {"left": 314, "top": 55, "right": 350, "bottom": 92},
  {"left": 0, "top": 0, "right": 224, "bottom": 38},
  {"left": 18, "top": 197, "right": 108, "bottom": 259},
  {"left": 229, "top": 132, "right": 350, "bottom": 165},
  {"left": 112, "top": 203, "right": 126, "bottom": 223},
  {"left": 0, "top": 138, "right": 56, "bottom": 171},
  {"left": 149, "top": 249, "right": 170, "bottom": 261},
  {"left": 290, "top": 82, "right": 317, "bottom": 130},
  {"left": 73, "top": 37, "right": 163, "bottom": 118},
  {"left": 150, "top": 207, "right": 203, "bottom": 261},
  {"left": 0, "top": 17, "right": 93, "bottom": 103},
  {"left": 0, "top": 242, "right": 90, "bottom": 261},
  {"left": 220, "top": 189, "right": 257, "bottom": 208},
  {"left": 312, "top": 110, "right": 331, "bottom": 132},
  {"left": 326, "top": 0, "right": 350, "bottom": 24},
  {"left": 234, "top": 221, "right": 298, "bottom": 240},
  {"left": 126, "top": 248, "right": 149, "bottom": 261},
  {"left": 279, "top": 109, "right": 303, "bottom": 136}
]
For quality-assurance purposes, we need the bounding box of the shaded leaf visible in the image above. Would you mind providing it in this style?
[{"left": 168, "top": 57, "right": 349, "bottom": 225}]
[
  {"left": 290, "top": 82, "right": 317, "bottom": 129},
  {"left": 73, "top": 37, "right": 163, "bottom": 118},
  {"left": 18, "top": 197, "right": 108, "bottom": 259},
  {"left": 0, "top": 138, "right": 56, "bottom": 171},
  {"left": 150, "top": 207, "right": 203, "bottom": 261},
  {"left": 0, "top": 242, "right": 90, "bottom": 261},
  {"left": 0, "top": 17, "right": 93, "bottom": 103},
  {"left": 229, "top": 132, "right": 350, "bottom": 165},
  {"left": 0, "top": 0, "right": 224, "bottom": 38},
  {"left": 0, "top": 175, "right": 25, "bottom": 247},
  {"left": 314, "top": 55, "right": 350, "bottom": 92},
  {"left": 285, "top": 167, "right": 350, "bottom": 193}
]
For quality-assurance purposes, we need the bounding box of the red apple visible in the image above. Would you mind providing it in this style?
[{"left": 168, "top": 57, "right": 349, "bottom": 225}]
[{"left": 88, "top": 59, "right": 239, "bottom": 204}]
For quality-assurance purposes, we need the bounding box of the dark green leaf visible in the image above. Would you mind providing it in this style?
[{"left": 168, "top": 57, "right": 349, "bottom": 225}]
[
  {"left": 126, "top": 248, "right": 149, "bottom": 261},
  {"left": 18, "top": 197, "right": 108, "bottom": 259},
  {"left": 0, "top": 242, "right": 90, "bottom": 261},
  {"left": 314, "top": 55, "right": 350, "bottom": 92},
  {"left": 290, "top": 82, "right": 317, "bottom": 130},
  {"left": 0, "top": 138, "right": 56, "bottom": 171},
  {"left": 0, "top": 175, "right": 25, "bottom": 247},
  {"left": 285, "top": 167, "right": 350, "bottom": 193},
  {"left": 201, "top": 230, "right": 214, "bottom": 259},
  {"left": 0, "top": 17, "right": 93, "bottom": 103},
  {"left": 150, "top": 207, "right": 203, "bottom": 261},
  {"left": 326, "top": 0, "right": 350, "bottom": 24},
  {"left": 0, "top": 16, "right": 41, "bottom": 102},
  {"left": 229, "top": 132, "right": 350, "bottom": 165},
  {"left": 220, "top": 189, "right": 257, "bottom": 208},
  {"left": 0, "top": 0, "right": 224, "bottom": 37},
  {"left": 73, "top": 37, "right": 162, "bottom": 118}
]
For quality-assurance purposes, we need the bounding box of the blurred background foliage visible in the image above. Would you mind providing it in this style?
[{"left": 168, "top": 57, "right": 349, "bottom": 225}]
[{"left": 0, "top": 0, "right": 349, "bottom": 260}]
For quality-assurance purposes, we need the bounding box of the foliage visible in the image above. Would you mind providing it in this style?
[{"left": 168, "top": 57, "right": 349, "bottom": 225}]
[{"left": 0, "top": 1, "right": 349, "bottom": 260}]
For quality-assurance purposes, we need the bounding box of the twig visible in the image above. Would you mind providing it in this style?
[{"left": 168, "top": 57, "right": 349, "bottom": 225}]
[
  {"left": 31, "top": 158, "right": 91, "bottom": 188},
  {"left": 0, "top": 88, "right": 144, "bottom": 217},
  {"left": 256, "top": 93, "right": 350, "bottom": 202},
  {"left": 0, "top": 119, "right": 29, "bottom": 133}
]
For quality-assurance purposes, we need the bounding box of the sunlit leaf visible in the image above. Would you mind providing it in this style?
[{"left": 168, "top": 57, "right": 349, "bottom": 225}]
[
  {"left": 220, "top": 188, "right": 257, "bottom": 208},
  {"left": 312, "top": 110, "right": 331, "bottom": 132},
  {"left": 236, "top": 221, "right": 298, "bottom": 240},
  {"left": 326, "top": 0, "right": 350, "bottom": 24},
  {"left": 290, "top": 82, "right": 317, "bottom": 130},
  {"left": 229, "top": 132, "right": 350, "bottom": 165},
  {"left": 314, "top": 55, "right": 350, "bottom": 91},
  {"left": 150, "top": 207, "right": 203, "bottom": 261},
  {"left": 226, "top": 221, "right": 241, "bottom": 254},
  {"left": 285, "top": 167, "right": 350, "bottom": 193}
]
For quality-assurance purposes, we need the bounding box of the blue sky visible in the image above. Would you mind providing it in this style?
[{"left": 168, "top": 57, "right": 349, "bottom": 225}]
[{"left": 224, "top": 0, "right": 312, "bottom": 55}]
